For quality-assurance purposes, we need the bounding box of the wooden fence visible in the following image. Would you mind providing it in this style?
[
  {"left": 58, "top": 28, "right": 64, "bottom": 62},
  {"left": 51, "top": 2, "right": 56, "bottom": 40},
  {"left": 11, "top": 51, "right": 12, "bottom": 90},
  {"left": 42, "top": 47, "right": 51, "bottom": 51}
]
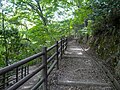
[{"left": 0, "top": 37, "right": 67, "bottom": 90}]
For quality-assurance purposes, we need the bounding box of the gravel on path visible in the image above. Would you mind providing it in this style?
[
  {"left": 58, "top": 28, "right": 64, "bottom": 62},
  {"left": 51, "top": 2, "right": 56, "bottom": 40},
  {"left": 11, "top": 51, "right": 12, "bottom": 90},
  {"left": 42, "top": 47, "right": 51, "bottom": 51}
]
[{"left": 48, "top": 40, "right": 116, "bottom": 90}]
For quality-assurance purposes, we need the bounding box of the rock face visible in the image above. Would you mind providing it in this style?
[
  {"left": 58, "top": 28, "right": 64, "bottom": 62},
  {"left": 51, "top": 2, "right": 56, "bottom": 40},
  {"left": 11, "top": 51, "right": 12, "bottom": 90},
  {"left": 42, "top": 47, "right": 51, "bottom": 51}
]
[{"left": 48, "top": 40, "right": 116, "bottom": 90}]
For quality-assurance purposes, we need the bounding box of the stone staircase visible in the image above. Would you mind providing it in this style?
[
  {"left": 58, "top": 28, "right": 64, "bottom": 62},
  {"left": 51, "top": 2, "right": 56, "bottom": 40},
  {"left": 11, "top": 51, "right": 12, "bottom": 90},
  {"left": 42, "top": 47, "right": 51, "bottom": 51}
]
[{"left": 48, "top": 40, "right": 116, "bottom": 90}]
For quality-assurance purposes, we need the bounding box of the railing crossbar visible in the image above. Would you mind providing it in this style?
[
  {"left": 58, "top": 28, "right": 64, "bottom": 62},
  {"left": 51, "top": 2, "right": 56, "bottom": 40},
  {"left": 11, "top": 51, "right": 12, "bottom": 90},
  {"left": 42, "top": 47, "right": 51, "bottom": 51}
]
[
  {"left": 8, "top": 64, "right": 44, "bottom": 90},
  {"left": 47, "top": 52, "right": 57, "bottom": 64},
  {"left": 31, "top": 77, "right": 45, "bottom": 90},
  {"left": 47, "top": 60, "right": 57, "bottom": 76},
  {"left": 0, "top": 52, "right": 44, "bottom": 75},
  {"left": 0, "top": 37, "right": 68, "bottom": 90},
  {"left": 47, "top": 44, "right": 56, "bottom": 52}
]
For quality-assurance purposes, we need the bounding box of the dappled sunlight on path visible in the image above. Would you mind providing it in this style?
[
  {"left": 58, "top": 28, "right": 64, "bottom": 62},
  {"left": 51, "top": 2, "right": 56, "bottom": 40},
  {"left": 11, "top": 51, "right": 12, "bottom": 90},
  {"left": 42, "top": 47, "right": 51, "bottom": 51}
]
[{"left": 48, "top": 40, "right": 116, "bottom": 90}]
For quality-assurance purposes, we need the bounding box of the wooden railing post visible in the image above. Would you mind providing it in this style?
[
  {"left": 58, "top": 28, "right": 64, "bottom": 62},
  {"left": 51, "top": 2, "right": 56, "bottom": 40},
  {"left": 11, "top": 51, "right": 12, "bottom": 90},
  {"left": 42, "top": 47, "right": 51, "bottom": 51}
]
[
  {"left": 24, "top": 66, "right": 27, "bottom": 76},
  {"left": 65, "top": 37, "right": 67, "bottom": 50},
  {"left": 42, "top": 47, "right": 47, "bottom": 90},
  {"left": 56, "top": 41, "right": 59, "bottom": 69},
  {"left": 21, "top": 66, "right": 23, "bottom": 79},
  {"left": 16, "top": 68, "right": 18, "bottom": 82},
  {"left": 60, "top": 38, "right": 62, "bottom": 60},
  {"left": 63, "top": 38, "right": 64, "bottom": 52},
  {"left": 27, "top": 65, "right": 29, "bottom": 74},
  {"left": 2, "top": 74, "right": 5, "bottom": 89}
]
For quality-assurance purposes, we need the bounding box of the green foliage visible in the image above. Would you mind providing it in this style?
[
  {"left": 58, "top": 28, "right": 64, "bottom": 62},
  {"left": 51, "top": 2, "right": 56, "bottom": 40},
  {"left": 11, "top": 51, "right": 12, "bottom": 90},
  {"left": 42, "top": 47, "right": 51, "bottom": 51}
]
[
  {"left": 74, "top": 6, "right": 92, "bottom": 24},
  {"left": 68, "top": 0, "right": 120, "bottom": 74},
  {"left": 0, "top": 0, "right": 72, "bottom": 67},
  {"left": 87, "top": 0, "right": 120, "bottom": 70},
  {"left": 0, "top": 0, "right": 119, "bottom": 75}
]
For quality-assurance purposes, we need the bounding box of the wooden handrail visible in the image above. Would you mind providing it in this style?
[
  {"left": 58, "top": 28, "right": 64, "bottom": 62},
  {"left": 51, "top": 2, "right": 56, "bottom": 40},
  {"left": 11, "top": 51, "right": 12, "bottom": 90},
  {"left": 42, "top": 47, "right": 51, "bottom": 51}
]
[
  {"left": 0, "top": 37, "right": 68, "bottom": 90},
  {"left": 0, "top": 52, "right": 44, "bottom": 75}
]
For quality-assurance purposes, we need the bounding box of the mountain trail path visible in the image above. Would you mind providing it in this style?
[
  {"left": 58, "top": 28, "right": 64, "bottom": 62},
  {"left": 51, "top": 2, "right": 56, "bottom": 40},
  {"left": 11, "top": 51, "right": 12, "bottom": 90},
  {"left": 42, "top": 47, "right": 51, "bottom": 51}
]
[{"left": 48, "top": 40, "right": 116, "bottom": 90}]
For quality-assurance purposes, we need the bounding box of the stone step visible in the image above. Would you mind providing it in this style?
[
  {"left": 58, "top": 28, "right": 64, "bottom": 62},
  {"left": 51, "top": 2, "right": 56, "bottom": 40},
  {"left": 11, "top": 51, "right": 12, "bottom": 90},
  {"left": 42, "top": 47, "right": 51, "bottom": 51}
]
[
  {"left": 48, "top": 40, "right": 116, "bottom": 90},
  {"left": 63, "top": 54, "right": 89, "bottom": 58},
  {"left": 59, "top": 58, "right": 99, "bottom": 72},
  {"left": 58, "top": 81, "right": 111, "bottom": 87},
  {"left": 58, "top": 57, "right": 111, "bottom": 85},
  {"left": 49, "top": 85, "right": 114, "bottom": 90}
]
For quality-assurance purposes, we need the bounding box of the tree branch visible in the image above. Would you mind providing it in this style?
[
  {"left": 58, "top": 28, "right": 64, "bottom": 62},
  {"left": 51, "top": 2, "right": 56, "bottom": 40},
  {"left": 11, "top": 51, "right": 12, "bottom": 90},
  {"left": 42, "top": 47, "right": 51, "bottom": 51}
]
[{"left": 35, "top": 0, "right": 47, "bottom": 26}]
